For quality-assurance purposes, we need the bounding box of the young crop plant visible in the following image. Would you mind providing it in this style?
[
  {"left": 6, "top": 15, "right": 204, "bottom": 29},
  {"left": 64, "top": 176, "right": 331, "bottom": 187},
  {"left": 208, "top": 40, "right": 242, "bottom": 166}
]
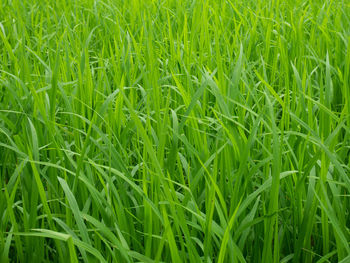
[{"left": 0, "top": 0, "right": 349, "bottom": 262}]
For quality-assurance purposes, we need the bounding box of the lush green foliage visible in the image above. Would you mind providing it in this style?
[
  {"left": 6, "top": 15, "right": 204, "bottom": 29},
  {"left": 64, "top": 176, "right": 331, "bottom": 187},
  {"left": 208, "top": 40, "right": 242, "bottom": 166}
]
[{"left": 0, "top": 0, "right": 349, "bottom": 262}]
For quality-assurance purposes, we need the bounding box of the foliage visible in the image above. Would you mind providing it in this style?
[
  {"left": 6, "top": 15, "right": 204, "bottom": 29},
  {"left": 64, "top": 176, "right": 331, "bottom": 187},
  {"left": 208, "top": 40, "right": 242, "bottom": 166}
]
[{"left": 0, "top": 0, "right": 349, "bottom": 262}]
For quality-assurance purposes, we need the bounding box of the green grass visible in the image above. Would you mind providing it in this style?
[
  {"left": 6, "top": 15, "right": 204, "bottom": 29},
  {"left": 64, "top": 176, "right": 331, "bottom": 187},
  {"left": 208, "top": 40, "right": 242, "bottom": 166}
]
[{"left": 0, "top": 0, "right": 349, "bottom": 262}]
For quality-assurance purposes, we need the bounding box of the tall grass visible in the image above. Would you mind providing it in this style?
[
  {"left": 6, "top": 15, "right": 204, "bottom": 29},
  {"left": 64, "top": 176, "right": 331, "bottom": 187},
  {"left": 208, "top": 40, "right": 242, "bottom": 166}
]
[{"left": 0, "top": 0, "right": 349, "bottom": 262}]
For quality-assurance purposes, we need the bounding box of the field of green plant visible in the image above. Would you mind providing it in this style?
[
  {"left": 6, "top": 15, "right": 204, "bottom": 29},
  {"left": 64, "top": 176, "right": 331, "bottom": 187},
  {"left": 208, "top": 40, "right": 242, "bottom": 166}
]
[{"left": 0, "top": 0, "right": 349, "bottom": 262}]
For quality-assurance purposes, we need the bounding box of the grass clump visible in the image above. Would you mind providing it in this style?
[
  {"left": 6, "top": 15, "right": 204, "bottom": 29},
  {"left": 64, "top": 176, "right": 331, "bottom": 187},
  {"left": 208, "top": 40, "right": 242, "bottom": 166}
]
[{"left": 0, "top": 0, "right": 350, "bottom": 262}]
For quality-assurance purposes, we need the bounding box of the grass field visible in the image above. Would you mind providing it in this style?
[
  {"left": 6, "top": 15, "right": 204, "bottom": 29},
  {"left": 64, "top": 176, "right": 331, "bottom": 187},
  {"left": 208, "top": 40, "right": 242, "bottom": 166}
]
[{"left": 0, "top": 0, "right": 350, "bottom": 262}]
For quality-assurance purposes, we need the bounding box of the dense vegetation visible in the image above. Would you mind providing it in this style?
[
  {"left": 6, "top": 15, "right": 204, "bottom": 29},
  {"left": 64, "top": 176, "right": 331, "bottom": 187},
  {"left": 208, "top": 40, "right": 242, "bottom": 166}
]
[{"left": 1, "top": 0, "right": 350, "bottom": 262}]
